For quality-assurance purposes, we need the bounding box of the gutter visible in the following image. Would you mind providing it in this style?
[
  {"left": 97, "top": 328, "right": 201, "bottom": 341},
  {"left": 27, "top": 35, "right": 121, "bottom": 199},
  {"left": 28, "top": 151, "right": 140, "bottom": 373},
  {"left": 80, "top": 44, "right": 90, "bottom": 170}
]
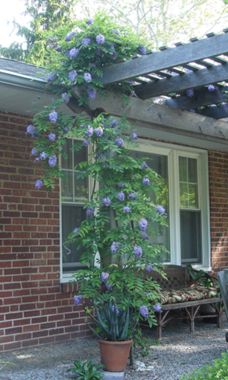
[{"left": 0, "top": 69, "right": 47, "bottom": 92}]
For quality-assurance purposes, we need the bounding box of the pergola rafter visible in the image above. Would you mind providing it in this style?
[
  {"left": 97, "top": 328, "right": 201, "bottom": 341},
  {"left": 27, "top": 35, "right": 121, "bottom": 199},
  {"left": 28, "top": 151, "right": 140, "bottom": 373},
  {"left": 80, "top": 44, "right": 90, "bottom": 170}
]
[{"left": 102, "top": 31, "right": 228, "bottom": 119}]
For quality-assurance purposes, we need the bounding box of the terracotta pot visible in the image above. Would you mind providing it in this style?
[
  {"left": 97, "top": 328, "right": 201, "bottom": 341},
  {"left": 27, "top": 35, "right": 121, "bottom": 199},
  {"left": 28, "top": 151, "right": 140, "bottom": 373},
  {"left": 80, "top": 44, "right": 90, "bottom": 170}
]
[{"left": 99, "top": 339, "right": 133, "bottom": 372}]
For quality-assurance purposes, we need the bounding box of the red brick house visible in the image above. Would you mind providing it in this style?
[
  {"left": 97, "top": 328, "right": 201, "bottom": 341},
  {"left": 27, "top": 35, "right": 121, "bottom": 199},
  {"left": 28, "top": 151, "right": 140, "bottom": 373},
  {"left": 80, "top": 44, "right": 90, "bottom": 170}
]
[{"left": 0, "top": 32, "right": 227, "bottom": 351}]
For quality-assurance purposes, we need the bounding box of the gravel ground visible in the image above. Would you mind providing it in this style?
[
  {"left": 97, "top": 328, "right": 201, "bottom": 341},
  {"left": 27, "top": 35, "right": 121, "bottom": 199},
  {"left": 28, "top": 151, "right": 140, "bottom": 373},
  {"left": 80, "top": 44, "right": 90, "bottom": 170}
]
[{"left": 0, "top": 320, "right": 227, "bottom": 380}]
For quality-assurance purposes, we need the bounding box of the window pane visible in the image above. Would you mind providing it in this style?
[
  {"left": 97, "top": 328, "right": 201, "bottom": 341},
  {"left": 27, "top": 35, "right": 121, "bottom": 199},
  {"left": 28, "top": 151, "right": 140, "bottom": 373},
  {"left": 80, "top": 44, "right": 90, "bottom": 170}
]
[
  {"left": 132, "top": 151, "right": 170, "bottom": 261},
  {"left": 74, "top": 144, "right": 87, "bottom": 166},
  {"left": 62, "top": 204, "right": 86, "bottom": 272},
  {"left": 74, "top": 172, "right": 88, "bottom": 199},
  {"left": 62, "top": 140, "right": 73, "bottom": 169},
  {"left": 180, "top": 210, "right": 202, "bottom": 264},
  {"left": 61, "top": 170, "right": 73, "bottom": 201},
  {"left": 179, "top": 157, "right": 198, "bottom": 209}
]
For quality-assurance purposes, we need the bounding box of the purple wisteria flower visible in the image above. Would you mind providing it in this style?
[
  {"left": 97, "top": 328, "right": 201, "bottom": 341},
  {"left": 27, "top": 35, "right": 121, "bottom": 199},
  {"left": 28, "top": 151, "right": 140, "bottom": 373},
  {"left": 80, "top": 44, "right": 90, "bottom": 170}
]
[
  {"left": 48, "top": 154, "right": 57, "bottom": 168},
  {"left": 101, "top": 272, "right": 109, "bottom": 282},
  {"left": 96, "top": 34, "right": 105, "bottom": 45},
  {"left": 138, "top": 46, "right": 147, "bottom": 55},
  {"left": 110, "top": 119, "right": 118, "bottom": 128},
  {"left": 87, "top": 87, "right": 96, "bottom": 99},
  {"left": 85, "top": 126, "right": 94, "bottom": 137},
  {"left": 83, "top": 139, "right": 90, "bottom": 146},
  {"left": 207, "top": 84, "right": 216, "bottom": 92},
  {"left": 68, "top": 70, "right": 78, "bottom": 82},
  {"left": 138, "top": 218, "right": 148, "bottom": 231},
  {"left": 86, "top": 207, "right": 94, "bottom": 218},
  {"left": 47, "top": 72, "right": 57, "bottom": 82},
  {"left": 131, "top": 132, "right": 138, "bottom": 140},
  {"left": 111, "top": 241, "right": 120, "bottom": 254},
  {"left": 40, "top": 152, "right": 48, "bottom": 160},
  {"left": 48, "top": 133, "right": 56, "bottom": 142},
  {"left": 73, "top": 295, "right": 83, "bottom": 305},
  {"left": 123, "top": 206, "right": 131, "bottom": 213},
  {"left": 143, "top": 177, "right": 150, "bottom": 186},
  {"left": 128, "top": 192, "right": 137, "bottom": 200},
  {"left": 94, "top": 127, "right": 103, "bottom": 137},
  {"left": 133, "top": 245, "right": 143, "bottom": 257},
  {"left": 26, "top": 124, "right": 37, "bottom": 137},
  {"left": 139, "top": 305, "right": 149, "bottom": 318},
  {"left": 86, "top": 18, "right": 93, "bottom": 25},
  {"left": 48, "top": 110, "right": 58, "bottom": 123},
  {"left": 186, "top": 88, "right": 194, "bottom": 97},
  {"left": 153, "top": 304, "right": 162, "bottom": 312},
  {"left": 68, "top": 47, "right": 79, "bottom": 59},
  {"left": 82, "top": 37, "right": 91, "bottom": 46},
  {"left": 65, "top": 31, "right": 76, "bottom": 41},
  {"left": 31, "top": 147, "right": 38, "bottom": 156},
  {"left": 117, "top": 191, "right": 125, "bottom": 201},
  {"left": 156, "top": 205, "right": 166, "bottom": 215},
  {"left": 145, "top": 264, "right": 153, "bottom": 273},
  {"left": 115, "top": 137, "right": 124, "bottom": 147},
  {"left": 61, "top": 92, "right": 70, "bottom": 104},
  {"left": 84, "top": 72, "right": 92, "bottom": 83},
  {"left": 102, "top": 197, "right": 111, "bottom": 207},
  {"left": 35, "top": 179, "right": 43, "bottom": 190},
  {"left": 141, "top": 161, "right": 148, "bottom": 170}
]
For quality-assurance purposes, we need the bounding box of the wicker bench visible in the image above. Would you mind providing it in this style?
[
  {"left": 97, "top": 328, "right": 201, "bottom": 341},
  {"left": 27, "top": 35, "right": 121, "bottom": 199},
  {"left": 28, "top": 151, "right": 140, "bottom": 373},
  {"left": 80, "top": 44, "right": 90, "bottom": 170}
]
[{"left": 152, "top": 265, "right": 222, "bottom": 339}]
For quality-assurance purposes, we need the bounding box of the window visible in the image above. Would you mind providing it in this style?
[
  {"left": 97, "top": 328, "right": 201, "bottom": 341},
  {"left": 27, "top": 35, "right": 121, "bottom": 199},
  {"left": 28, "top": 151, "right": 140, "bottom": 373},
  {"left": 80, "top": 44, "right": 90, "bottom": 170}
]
[
  {"left": 60, "top": 140, "right": 88, "bottom": 279},
  {"left": 60, "top": 139, "right": 210, "bottom": 281},
  {"left": 131, "top": 141, "right": 210, "bottom": 270}
]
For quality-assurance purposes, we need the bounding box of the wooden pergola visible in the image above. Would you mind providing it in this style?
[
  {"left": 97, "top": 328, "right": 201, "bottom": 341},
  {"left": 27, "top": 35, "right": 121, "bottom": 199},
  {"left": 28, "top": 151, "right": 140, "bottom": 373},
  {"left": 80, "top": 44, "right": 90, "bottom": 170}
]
[{"left": 102, "top": 30, "right": 228, "bottom": 120}]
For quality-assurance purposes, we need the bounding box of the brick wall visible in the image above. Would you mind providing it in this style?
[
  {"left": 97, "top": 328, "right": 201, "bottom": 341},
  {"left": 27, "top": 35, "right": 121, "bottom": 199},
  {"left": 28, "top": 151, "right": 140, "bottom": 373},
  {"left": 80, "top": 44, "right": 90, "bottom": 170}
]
[
  {"left": 0, "top": 112, "right": 227, "bottom": 351},
  {"left": 209, "top": 151, "right": 228, "bottom": 271},
  {"left": 0, "top": 113, "right": 89, "bottom": 352}
]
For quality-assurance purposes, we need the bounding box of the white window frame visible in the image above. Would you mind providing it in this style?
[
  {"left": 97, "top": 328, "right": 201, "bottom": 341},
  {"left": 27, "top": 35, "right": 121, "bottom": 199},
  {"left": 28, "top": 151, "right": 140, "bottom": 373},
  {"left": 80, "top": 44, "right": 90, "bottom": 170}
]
[{"left": 60, "top": 138, "right": 211, "bottom": 282}]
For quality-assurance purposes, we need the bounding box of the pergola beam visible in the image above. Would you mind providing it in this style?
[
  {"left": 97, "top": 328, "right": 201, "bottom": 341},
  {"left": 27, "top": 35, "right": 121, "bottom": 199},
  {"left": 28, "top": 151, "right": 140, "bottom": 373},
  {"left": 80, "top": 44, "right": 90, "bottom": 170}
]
[
  {"left": 135, "top": 63, "right": 228, "bottom": 98},
  {"left": 102, "top": 33, "right": 228, "bottom": 85},
  {"left": 71, "top": 89, "right": 228, "bottom": 141}
]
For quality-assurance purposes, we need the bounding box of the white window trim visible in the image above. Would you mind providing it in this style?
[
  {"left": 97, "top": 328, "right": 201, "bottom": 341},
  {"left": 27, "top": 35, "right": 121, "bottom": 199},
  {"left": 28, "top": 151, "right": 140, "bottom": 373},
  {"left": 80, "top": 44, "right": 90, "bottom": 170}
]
[{"left": 60, "top": 139, "right": 211, "bottom": 282}]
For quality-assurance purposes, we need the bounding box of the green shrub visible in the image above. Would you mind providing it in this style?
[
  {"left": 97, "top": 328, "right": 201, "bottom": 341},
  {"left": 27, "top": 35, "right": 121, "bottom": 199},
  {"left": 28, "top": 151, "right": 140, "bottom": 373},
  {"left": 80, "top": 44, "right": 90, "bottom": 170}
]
[
  {"left": 68, "top": 359, "right": 103, "bottom": 380},
  {"left": 180, "top": 352, "right": 228, "bottom": 380}
]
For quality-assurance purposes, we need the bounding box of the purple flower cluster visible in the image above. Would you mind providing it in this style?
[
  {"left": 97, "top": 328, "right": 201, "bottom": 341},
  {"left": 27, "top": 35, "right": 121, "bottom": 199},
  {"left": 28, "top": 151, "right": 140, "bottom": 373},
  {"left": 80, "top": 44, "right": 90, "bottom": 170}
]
[
  {"left": 87, "top": 87, "right": 96, "bottom": 99},
  {"left": 207, "top": 84, "right": 216, "bottom": 92},
  {"left": 96, "top": 34, "right": 105, "bottom": 44},
  {"left": 31, "top": 147, "right": 37, "bottom": 156},
  {"left": 142, "top": 177, "right": 150, "bottom": 186},
  {"left": 68, "top": 47, "right": 79, "bottom": 59},
  {"left": 123, "top": 206, "right": 131, "bottom": 213},
  {"left": 86, "top": 18, "right": 93, "bottom": 25},
  {"left": 115, "top": 137, "right": 124, "bottom": 147},
  {"left": 73, "top": 295, "right": 83, "bottom": 305},
  {"left": 131, "top": 132, "right": 138, "bottom": 140},
  {"left": 85, "top": 126, "right": 94, "bottom": 137},
  {"left": 35, "top": 179, "right": 43, "bottom": 190},
  {"left": 40, "top": 152, "right": 48, "bottom": 160},
  {"left": 110, "top": 119, "right": 118, "bottom": 128},
  {"left": 65, "top": 31, "right": 76, "bottom": 42},
  {"left": 101, "top": 272, "right": 109, "bottom": 282},
  {"left": 84, "top": 72, "right": 92, "bottom": 83},
  {"left": 48, "top": 133, "right": 56, "bottom": 142},
  {"left": 26, "top": 124, "right": 37, "bottom": 137},
  {"left": 47, "top": 72, "right": 57, "bottom": 82},
  {"left": 133, "top": 245, "right": 143, "bottom": 257},
  {"left": 186, "top": 88, "right": 194, "bottom": 97},
  {"left": 138, "top": 46, "right": 147, "bottom": 55},
  {"left": 138, "top": 218, "right": 148, "bottom": 231},
  {"left": 139, "top": 305, "right": 149, "bottom": 318},
  {"left": 61, "top": 92, "right": 70, "bottom": 104},
  {"left": 83, "top": 139, "right": 90, "bottom": 146},
  {"left": 82, "top": 37, "right": 91, "bottom": 46},
  {"left": 156, "top": 205, "right": 166, "bottom": 215},
  {"left": 48, "top": 154, "right": 57, "bottom": 168},
  {"left": 86, "top": 207, "right": 94, "bottom": 218},
  {"left": 111, "top": 241, "right": 120, "bottom": 254},
  {"left": 94, "top": 127, "right": 103, "bottom": 137},
  {"left": 68, "top": 70, "right": 78, "bottom": 82},
  {"left": 145, "top": 264, "right": 153, "bottom": 273},
  {"left": 48, "top": 110, "right": 58, "bottom": 123},
  {"left": 102, "top": 197, "right": 111, "bottom": 207},
  {"left": 117, "top": 191, "right": 125, "bottom": 201},
  {"left": 153, "top": 304, "right": 162, "bottom": 312}
]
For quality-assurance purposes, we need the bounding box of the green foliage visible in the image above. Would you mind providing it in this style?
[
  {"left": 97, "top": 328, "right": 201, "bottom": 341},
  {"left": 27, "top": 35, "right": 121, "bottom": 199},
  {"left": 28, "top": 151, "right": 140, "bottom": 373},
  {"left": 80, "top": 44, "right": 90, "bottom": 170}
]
[
  {"left": 28, "top": 14, "right": 167, "bottom": 344},
  {"left": 180, "top": 352, "right": 228, "bottom": 380},
  {"left": 187, "top": 265, "right": 217, "bottom": 288},
  {"left": 68, "top": 359, "right": 103, "bottom": 380}
]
